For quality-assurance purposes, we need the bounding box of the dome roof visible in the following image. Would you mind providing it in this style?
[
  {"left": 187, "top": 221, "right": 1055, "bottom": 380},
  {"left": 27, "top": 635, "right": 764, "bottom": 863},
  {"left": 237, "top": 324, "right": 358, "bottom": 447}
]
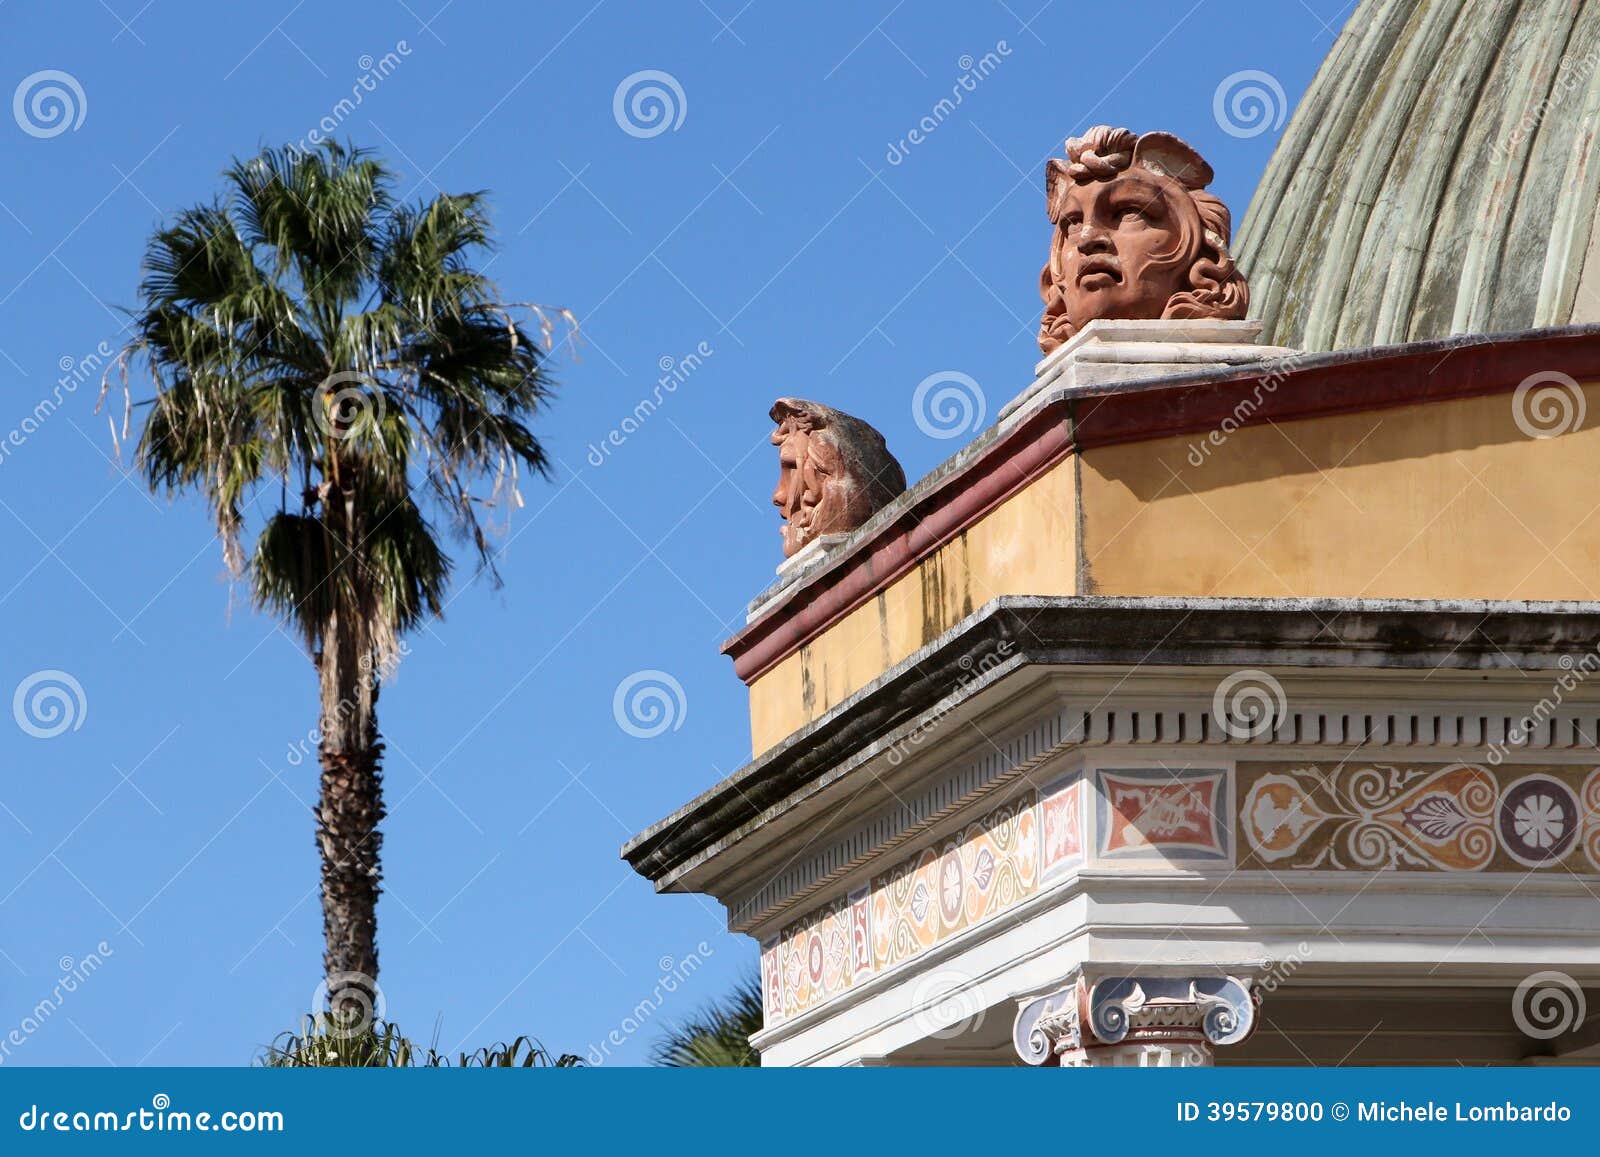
[{"left": 1236, "top": 0, "right": 1600, "bottom": 351}]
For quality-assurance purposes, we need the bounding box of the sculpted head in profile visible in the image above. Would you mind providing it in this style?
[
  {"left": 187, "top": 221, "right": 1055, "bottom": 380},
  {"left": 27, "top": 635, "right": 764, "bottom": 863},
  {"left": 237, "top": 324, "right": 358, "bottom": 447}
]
[
  {"left": 770, "top": 398, "right": 906, "bottom": 559},
  {"left": 1037, "top": 125, "right": 1248, "bottom": 355}
]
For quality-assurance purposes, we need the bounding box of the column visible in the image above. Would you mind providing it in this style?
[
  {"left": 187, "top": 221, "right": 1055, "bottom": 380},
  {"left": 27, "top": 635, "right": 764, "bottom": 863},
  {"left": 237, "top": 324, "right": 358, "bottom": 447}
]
[{"left": 1013, "top": 972, "right": 1258, "bottom": 1067}]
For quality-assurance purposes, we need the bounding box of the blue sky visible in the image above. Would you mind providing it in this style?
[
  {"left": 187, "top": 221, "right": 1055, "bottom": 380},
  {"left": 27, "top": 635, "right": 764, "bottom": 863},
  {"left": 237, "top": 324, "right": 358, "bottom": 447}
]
[{"left": 0, "top": 0, "right": 1342, "bottom": 1065}]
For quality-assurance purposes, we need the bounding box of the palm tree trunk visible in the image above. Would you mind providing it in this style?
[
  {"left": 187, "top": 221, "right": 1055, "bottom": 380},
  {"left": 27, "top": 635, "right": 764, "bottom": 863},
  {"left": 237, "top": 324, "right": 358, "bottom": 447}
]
[
  {"left": 314, "top": 608, "right": 385, "bottom": 1017},
  {"left": 316, "top": 734, "right": 384, "bottom": 1009}
]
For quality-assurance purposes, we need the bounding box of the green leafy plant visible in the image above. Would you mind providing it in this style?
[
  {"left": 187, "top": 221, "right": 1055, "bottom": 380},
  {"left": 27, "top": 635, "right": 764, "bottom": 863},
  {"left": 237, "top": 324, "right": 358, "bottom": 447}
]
[
  {"left": 651, "top": 975, "right": 763, "bottom": 1067},
  {"left": 260, "top": 1015, "right": 581, "bottom": 1067}
]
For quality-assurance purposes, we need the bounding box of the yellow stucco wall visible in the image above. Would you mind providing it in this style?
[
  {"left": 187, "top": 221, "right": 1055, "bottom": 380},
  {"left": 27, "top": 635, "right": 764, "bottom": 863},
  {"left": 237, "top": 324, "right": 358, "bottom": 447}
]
[
  {"left": 1078, "top": 385, "right": 1600, "bottom": 599},
  {"left": 744, "top": 384, "right": 1600, "bottom": 755},
  {"left": 748, "top": 457, "right": 1078, "bottom": 753}
]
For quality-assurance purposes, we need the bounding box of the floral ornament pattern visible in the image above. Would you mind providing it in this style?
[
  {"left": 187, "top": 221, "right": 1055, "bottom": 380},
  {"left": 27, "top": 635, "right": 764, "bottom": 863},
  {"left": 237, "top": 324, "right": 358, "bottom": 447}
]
[
  {"left": 938, "top": 852, "right": 964, "bottom": 924},
  {"left": 760, "top": 789, "right": 1043, "bottom": 1026},
  {"left": 1498, "top": 775, "right": 1579, "bottom": 867},
  {"left": 1241, "top": 763, "right": 1496, "bottom": 870},
  {"left": 772, "top": 892, "right": 854, "bottom": 1019},
  {"left": 758, "top": 765, "right": 1600, "bottom": 1027},
  {"left": 1585, "top": 769, "right": 1600, "bottom": 872},
  {"left": 1041, "top": 773, "right": 1084, "bottom": 879},
  {"left": 1241, "top": 763, "right": 1600, "bottom": 872},
  {"left": 871, "top": 792, "right": 1038, "bottom": 971}
]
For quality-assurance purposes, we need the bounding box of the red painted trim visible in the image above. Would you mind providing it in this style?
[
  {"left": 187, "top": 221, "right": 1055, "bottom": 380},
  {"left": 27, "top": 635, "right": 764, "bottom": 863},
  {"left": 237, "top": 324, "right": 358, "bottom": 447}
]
[
  {"left": 1071, "top": 328, "right": 1600, "bottom": 452},
  {"left": 722, "top": 329, "right": 1600, "bottom": 685}
]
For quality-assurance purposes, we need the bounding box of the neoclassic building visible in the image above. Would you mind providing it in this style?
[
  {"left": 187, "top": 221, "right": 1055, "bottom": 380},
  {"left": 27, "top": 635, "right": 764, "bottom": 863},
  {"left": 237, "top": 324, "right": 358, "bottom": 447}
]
[{"left": 624, "top": 0, "right": 1600, "bottom": 1066}]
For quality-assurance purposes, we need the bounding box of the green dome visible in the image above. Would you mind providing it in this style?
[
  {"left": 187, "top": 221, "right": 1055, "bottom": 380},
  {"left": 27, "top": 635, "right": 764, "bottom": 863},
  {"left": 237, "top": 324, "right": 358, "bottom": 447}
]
[{"left": 1237, "top": 0, "right": 1600, "bottom": 350}]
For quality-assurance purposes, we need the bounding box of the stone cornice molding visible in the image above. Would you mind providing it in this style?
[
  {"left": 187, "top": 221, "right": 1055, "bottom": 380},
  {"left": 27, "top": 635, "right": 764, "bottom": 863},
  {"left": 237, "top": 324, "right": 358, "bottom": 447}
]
[{"left": 625, "top": 596, "right": 1600, "bottom": 893}]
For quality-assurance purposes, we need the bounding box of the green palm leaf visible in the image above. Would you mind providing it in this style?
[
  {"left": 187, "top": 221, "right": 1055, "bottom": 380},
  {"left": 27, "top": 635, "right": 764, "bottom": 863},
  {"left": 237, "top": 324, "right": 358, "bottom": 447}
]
[
  {"left": 112, "top": 141, "right": 571, "bottom": 1029},
  {"left": 651, "top": 976, "right": 764, "bottom": 1067}
]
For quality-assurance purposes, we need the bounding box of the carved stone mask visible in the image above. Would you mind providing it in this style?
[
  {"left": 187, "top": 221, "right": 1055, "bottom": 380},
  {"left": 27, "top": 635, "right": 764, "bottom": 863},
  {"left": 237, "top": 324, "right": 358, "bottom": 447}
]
[
  {"left": 1049, "top": 169, "right": 1191, "bottom": 330},
  {"left": 1038, "top": 126, "right": 1248, "bottom": 355},
  {"left": 769, "top": 398, "right": 906, "bottom": 558}
]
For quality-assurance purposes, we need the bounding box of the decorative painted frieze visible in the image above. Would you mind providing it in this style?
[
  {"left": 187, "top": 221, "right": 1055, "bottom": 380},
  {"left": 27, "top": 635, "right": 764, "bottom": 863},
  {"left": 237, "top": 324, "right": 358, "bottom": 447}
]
[
  {"left": 759, "top": 766, "right": 1229, "bottom": 1026},
  {"left": 766, "top": 893, "right": 852, "bottom": 1021},
  {"left": 1040, "top": 771, "right": 1084, "bottom": 879},
  {"left": 759, "top": 760, "right": 1600, "bottom": 1031},
  {"left": 869, "top": 791, "right": 1038, "bottom": 972},
  {"left": 731, "top": 700, "right": 1600, "bottom": 934},
  {"left": 1094, "top": 767, "right": 1230, "bottom": 862},
  {"left": 760, "top": 787, "right": 1045, "bottom": 1027},
  {"left": 1239, "top": 763, "right": 1600, "bottom": 872}
]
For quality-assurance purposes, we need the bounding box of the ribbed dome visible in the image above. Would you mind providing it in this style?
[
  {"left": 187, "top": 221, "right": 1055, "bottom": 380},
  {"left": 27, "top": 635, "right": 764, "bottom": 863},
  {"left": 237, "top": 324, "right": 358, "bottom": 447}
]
[{"left": 1237, "top": 0, "right": 1600, "bottom": 351}]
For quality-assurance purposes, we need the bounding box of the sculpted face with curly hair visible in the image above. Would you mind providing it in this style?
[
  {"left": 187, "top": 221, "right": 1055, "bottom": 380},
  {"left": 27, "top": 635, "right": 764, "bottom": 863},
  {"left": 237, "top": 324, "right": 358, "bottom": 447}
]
[
  {"left": 1038, "top": 126, "right": 1248, "bottom": 355},
  {"left": 769, "top": 398, "right": 906, "bottom": 558}
]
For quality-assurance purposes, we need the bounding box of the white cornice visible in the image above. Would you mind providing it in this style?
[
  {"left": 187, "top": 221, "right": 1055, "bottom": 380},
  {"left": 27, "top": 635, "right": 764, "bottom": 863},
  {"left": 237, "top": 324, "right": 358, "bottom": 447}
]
[{"left": 723, "top": 665, "right": 1600, "bottom": 936}]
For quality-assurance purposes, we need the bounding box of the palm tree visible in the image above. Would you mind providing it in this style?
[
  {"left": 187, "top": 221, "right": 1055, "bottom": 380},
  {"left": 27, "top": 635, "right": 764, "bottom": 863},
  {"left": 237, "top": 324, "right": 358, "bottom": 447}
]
[
  {"left": 651, "top": 975, "right": 763, "bottom": 1067},
  {"left": 261, "top": 1016, "right": 581, "bottom": 1067},
  {"left": 110, "top": 142, "right": 568, "bottom": 1012}
]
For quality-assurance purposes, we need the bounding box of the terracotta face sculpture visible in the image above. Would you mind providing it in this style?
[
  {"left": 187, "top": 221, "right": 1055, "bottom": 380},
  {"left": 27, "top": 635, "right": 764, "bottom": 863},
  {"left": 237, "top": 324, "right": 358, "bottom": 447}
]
[
  {"left": 770, "top": 398, "right": 906, "bottom": 558},
  {"left": 1038, "top": 126, "right": 1248, "bottom": 355}
]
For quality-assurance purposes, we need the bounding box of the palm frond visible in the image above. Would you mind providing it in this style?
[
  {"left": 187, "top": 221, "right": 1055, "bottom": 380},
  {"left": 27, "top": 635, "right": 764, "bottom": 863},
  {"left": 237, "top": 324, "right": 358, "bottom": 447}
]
[
  {"left": 650, "top": 975, "right": 764, "bottom": 1067},
  {"left": 112, "top": 140, "right": 569, "bottom": 697}
]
